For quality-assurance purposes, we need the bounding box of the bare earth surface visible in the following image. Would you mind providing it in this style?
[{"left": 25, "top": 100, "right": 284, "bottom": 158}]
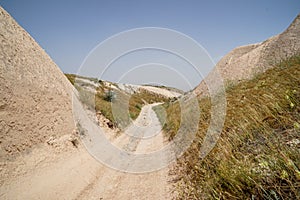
[
  {"left": 76, "top": 104, "right": 171, "bottom": 200},
  {"left": 0, "top": 104, "right": 172, "bottom": 200}
]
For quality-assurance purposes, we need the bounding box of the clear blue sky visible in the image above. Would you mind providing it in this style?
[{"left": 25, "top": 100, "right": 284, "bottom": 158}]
[{"left": 1, "top": 0, "right": 299, "bottom": 91}]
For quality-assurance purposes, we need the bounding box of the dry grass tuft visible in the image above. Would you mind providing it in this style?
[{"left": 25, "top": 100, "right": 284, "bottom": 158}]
[{"left": 162, "top": 55, "right": 300, "bottom": 199}]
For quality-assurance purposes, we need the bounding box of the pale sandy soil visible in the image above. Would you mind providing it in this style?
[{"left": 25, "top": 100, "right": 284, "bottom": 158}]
[
  {"left": 139, "top": 86, "right": 182, "bottom": 98},
  {"left": 0, "top": 103, "right": 172, "bottom": 200}
]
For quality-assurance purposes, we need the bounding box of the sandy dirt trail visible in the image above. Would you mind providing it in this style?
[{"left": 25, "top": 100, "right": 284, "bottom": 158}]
[
  {"left": 77, "top": 103, "right": 170, "bottom": 200},
  {"left": 1, "top": 104, "right": 172, "bottom": 200}
]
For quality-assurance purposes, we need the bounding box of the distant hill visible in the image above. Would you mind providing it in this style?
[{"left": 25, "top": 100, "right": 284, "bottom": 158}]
[
  {"left": 64, "top": 73, "right": 177, "bottom": 128},
  {"left": 65, "top": 74, "right": 183, "bottom": 98},
  {"left": 195, "top": 14, "right": 300, "bottom": 96},
  {"left": 141, "top": 84, "right": 185, "bottom": 95}
]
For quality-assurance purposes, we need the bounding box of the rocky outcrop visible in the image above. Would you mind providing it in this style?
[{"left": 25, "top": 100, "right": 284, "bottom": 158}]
[
  {"left": 0, "top": 6, "right": 75, "bottom": 159},
  {"left": 195, "top": 14, "right": 300, "bottom": 96}
]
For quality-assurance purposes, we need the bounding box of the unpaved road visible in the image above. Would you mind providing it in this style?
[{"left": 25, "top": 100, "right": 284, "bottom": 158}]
[{"left": 0, "top": 104, "right": 172, "bottom": 200}]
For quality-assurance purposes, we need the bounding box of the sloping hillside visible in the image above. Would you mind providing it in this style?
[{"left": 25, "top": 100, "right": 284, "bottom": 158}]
[
  {"left": 158, "top": 13, "right": 300, "bottom": 199},
  {"left": 65, "top": 73, "right": 178, "bottom": 128},
  {"left": 0, "top": 7, "right": 76, "bottom": 161},
  {"left": 195, "top": 14, "right": 300, "bottom": 96},
  {"left": 163, "top": 54, "right": 300, "bottom": 199}
]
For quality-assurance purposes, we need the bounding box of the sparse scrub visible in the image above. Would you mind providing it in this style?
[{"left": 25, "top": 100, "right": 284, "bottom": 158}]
[
  {"left": 152, "top": 104, "right": 167, "bottom": 127},
  {"left": 65, "top": 73, "right": 76, "bottom": 85},
  {"left": 129, "top": 89, "right": 168, "bottom": 120},
  {"left": 65, "top": 74, "right": 169, "bottom": 128},
  {"left": 103, "top": 89, "right": 116, "bottom": 102},
  {"left": 76, "top": 86, "right": 95, "bottom": 110},
  {"left": 65, "top": 73, "right": 98, "bottom": 85},
  {"left": 163, "top": 55, "right": 300, "bottom": 199}
]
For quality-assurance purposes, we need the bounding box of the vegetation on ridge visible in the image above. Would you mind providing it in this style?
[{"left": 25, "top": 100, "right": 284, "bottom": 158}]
[
  {"left": 65, "top": 74, "right": 168, "bottom": 128},
  {"left": 158, "top": 55, "right": 300, "bottom": 199}
]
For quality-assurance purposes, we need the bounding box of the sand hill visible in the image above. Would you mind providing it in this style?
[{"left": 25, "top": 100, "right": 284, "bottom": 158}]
[
  {"left": 195, "top": 14, "right": 300, "bottom": 96},
  {"left": 0, "top": 6, "right": 76, "bottom": 158}
]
